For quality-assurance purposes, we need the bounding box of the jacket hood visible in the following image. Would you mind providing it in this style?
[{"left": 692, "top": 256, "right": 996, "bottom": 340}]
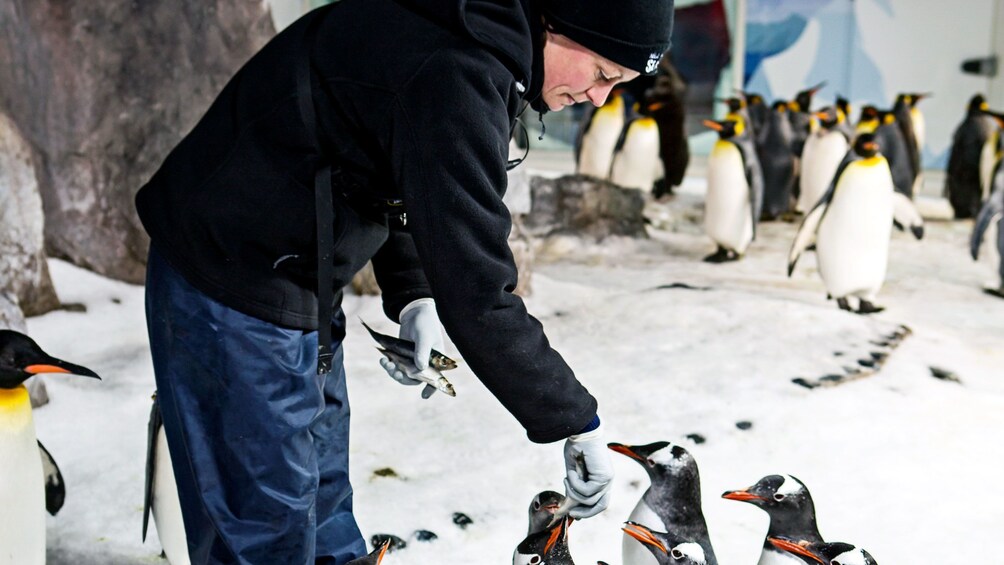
[{"left": 395, "top": 0, "right": 542, "bottom": 97}]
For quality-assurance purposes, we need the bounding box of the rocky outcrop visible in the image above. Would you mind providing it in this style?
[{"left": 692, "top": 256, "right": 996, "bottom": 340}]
[
  {"left": 0, "top": 1, "right": 276, "bottom": 283},
  {"left": 0, "top": 112, "right": 60, "bottom": 316},
  {"left": 524, "top": 174, "right": 649, "bottom": 240}
]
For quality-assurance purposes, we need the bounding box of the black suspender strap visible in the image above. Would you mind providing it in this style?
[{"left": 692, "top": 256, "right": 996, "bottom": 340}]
[{"left": 296, "top": 10, "right": 335, "bottom": 375}]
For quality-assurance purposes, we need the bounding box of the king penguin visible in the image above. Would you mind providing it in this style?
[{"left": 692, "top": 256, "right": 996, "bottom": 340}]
[
  {"left": 703, "top": 118, "right": 763, "bottom": 262},
  {"left": 610, "top": 103, "right": 664, "bottom": 192},
  {"left": 970, "top": 159, "right": 1004, "bottom": 298},
  {"left": 788, "top": 82, "right": 826, "bottom": 158},
  {"left": 0, "top": 330, "right": 100, "bottom": 565},
  {"left": 757, "top": 101, "right": 797, "bottom": 220},
  {"left": 513, "top": 515, "right": 575, "bottom": 565},
  {"left": 143, "top": 392, "right": 189, "bottom": 564},
  {"left": 622, "top": 522, "right": 709, "bottom": 565},
  {"left": 768, "top": 538, "right": 878, "bottom": 565},
  {"left": 893, "top": 93, "right": 926, "bottom": 197},
  {"left": 722, "top": 474, "right": 822, "bottom": 565},
  {"left": 946, "top": 95, "right": 995, "bottom": 218},
  {"left": 856, "top": 106, "right": 914, "bottom": 199},
  {"left": 788, "top": 134, "right": 924, "bottom": 314},
  {"left": 608, "top": 441, "right": 718, "bottom": 565},
  {"left": 798, "top": 106, "right": 851, "bottom": 213},
  {"left": 577, "top": 91, "right": 627, "bottom": 179},
  {"left": 646, "top": 57, "right": 690, "bottom": 197}
]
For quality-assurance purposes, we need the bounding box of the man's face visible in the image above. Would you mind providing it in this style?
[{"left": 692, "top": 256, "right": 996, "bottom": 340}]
[{"left": 540, "top": 32, "right": 640, "bottom": 112}]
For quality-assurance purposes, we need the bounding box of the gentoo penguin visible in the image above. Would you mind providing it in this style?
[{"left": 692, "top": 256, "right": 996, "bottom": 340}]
[
  {"left": 645, "top": 57, "right": 689, "bottom": 197},
  {"left": 527, "top": 490, "right": 566, "bottom": 536},
  {"left": 856, "top": 106, "right": 914, "bottom": 199},
  {"left": 346, "top": 541, "right": 390, "bottom": 565},
  {"left": 798, "top": 106, "right": 851, "bottom": 213},
  {"left": 143, "top": 392, "right": 189, "bottom": 564},
  {"left": 788, "top": 82, "right": 826, "bottom": 158},
  {"left": 608, "top": 441, "right": 717, "bottom": 565},
  {"left": 0, "top": 330, "right": 100, "bottom": 565},
  {"left": 788, "top": 134, "right": 924, "bottom": 314},
  {"left": 610, "top": 104, "right": 663, "bottom": 192},
  {"left": 577, "top": 91, "right": 627, "bottom": 179},
  {"left": 622, "top": 522, "right": 709, "bottom": 565},
  {"left": 722, "top": 474, "right": 822, "bottom": 565},
  {"left": 970, "top": 170, "right": 1004, "bottom": 297},
  {"left": 768, "top": 538, "right": 879, "bottom": 565},
  {"left": 702, "top": 118, "right": 764, "bottom": 262},
  {"left": 946, "top": 95, "right": 995, "bottom": 218},
  {"left": 513, "top": 515, "right": 575, "bottom": 565},
  {"left": 757, "top": 101, "right": 797, "bottom": 221}
]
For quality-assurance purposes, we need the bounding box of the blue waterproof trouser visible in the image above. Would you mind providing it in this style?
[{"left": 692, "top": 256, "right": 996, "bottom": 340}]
[{"left": 144, "top": 247, "right": 367, "bottom": 564}]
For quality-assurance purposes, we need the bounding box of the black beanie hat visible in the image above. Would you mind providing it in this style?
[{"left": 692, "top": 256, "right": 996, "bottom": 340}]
[{"left": 541, "top": 0, "right": 675, "bottom": 76}]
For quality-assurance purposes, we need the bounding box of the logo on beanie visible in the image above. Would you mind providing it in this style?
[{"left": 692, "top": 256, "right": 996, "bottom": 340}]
[{"left": 645, "top": 52, "right": 662, "bottom": 74}]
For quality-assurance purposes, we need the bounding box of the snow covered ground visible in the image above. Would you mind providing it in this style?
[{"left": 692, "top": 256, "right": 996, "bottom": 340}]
[{"left": 27, "top": 168, "right": 1004, "bottom": 564}]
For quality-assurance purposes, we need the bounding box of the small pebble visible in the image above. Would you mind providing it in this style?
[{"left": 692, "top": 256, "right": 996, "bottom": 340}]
[
  {"left": 414, "top": 530, "right": 438, "bottom": 542},
  {"left": 370, "top": 534, "right": 406, "bottom": 552},
  {"left": 685, "top": 433, "right": 706, "bottom": 444},
  {"left": 452, "top": 512, "right": 473, "bottom": 529},
  {"left": 735, "top": 421, "right": 753, "bottom": 430}
]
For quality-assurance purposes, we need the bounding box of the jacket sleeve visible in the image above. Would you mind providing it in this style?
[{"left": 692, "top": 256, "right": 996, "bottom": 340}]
[
  {"left": 387, "top": 50, "right": 597, "bottom": 443},
  {"left": 371, "top": 224, "right": 433, "bottom": 322}
]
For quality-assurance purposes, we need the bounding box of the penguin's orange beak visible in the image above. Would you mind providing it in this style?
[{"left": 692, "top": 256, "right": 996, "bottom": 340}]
[
  {"left": 622, "top": 522, "right": 668, "bottom": 554},
  {"left": 862, "top": 141, "right": 879, "bottom": 152},
  {"left": 768, "top": 538, "right": 824, "bottom": 563},
  {"left": 702, "top": 120, "right": 723, "bottom": 132},
  {"left": 24, "top": 364, "right": 72, "bottom": 374},
  {"left": 722, "top": 489, "right": 765, "bottom": 502},
  {"left": 814, "top": 111, "right": 830, "bottom": 120},
  {"left": 608, "top": 443, "right": 645, "bottom": 461},
  {"left": 375, "top": 540, "right": 390, "bottom": 564}
]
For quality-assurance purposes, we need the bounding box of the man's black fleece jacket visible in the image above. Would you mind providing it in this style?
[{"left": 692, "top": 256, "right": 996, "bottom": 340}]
[{"left": 135, "top": 0, "right": 597, "bottom": 443}]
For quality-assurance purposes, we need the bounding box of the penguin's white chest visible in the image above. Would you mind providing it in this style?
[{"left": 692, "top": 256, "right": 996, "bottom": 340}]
[
  {"left": 153, "top": 426, "right": 190, "bottom": 565},
  {"left": 610, "top": 122, "right": 661, "bottom": 191},
  {"left": 579, "top": 113, "right": 624, "bottom": 179},
  {"left": 0, "top": 386, "right": 46, "bottom": 565},
  {"left": 705, "top": 141, "right": 753, "bottom": 253},
  {"left": 816, "top": 161, "right": 894, "bottom": 299},
  {"left": 799, "top": 131, "right": 848, "bottom": 212},
  {"left": 622, "top": 497, "right": 665, "bottom": 565}
]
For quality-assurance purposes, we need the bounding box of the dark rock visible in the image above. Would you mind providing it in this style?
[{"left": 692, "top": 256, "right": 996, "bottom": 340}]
[
  {"left": 111, "top": 297, "right": 121, "bottom": 304},
  {"left": 833, "top": 351, "right": 844, "bottom": 356},
  {"left": 370, "top": 534, "right": 406, "bottom": 552},
  {"left": 929, "top": 366, "right": 962, "bottom": 384},
  {"left": 451, "top": 512, "right": 473, "bottom": 529},
  {"left": 857, "top": 358, "right": 877, "bottom": 368},
  {"left": 413, "top": 530, "right": 438, "bottom": 542},
  {"left": 525, "top": 175, "right": 648, "bottom": 240},
  {"left": 735, "top": 421, "right": 753, "bottom": 430},
  {"left": 60, "top": 303, "right": 87, "bottom": 313},
  {"left": 685, "top": 433, "right": 706, "bottom": 444},
  {"left": 792, "top": 378, "right": 817, "bottom": 389},
  {"left": 372, "top": 467, "right": 399, "bottom": 479},
  {"left": 0, "top": 1, "right": 276, "bottom": 283},
  {"left": 820, "top": 374, "right": 844, "bottom": 383}
]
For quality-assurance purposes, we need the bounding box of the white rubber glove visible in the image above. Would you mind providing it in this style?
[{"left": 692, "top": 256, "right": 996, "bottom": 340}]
[
  {"left": 379, "top": 298, "right": 444, "bottom": 399},
  {"left": 562, "top": 420, "right": 614, "bottom": 519}
]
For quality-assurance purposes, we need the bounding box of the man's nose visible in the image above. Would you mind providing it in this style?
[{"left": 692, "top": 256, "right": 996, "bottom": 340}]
[{"left": 586, "top": 83, "right": 617, "bottom": 107}]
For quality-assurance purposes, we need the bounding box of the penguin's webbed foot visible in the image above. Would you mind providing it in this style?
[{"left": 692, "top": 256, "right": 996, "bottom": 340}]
[
  {"left": 856, "top": 300, "right": 885, "bottom": 315},
  {"left": 703, "top": 247, "right": 738, "bottom": 263},
  {"left": 984, "top": 286, "right": 1004, "bottom": 299},
  {"left": 836, "top": 297, "right": 852, "bottom": 311}
]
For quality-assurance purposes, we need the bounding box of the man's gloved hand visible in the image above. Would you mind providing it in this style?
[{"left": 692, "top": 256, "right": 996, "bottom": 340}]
[
  {"left": 562, "top": 419, "right": 614, "bottom": 519},
  {"left": 378, "top": 298, "right": 444, "bottom": 399}
]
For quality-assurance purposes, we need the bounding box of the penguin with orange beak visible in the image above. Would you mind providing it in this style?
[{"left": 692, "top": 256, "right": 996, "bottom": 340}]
[
  {"left": 346, "top": 540, "right": 391, "bottom": 564},
  {"left": 622, "top": 521, "right": 710, "bottom": 564},
  {"left": 768, "top": 538, "right": 878, "bottom": 565},
  {"left": 0, "top": 329, "right": 100, "bottom": 565},
  {"left": 608, "top": 441, "right": 717, "bottom": 565},
  {"left": 513, "top": 514, "right": 575, "bottom": 565},
  {"left": 722, "top": 474, "right": 822, "bottom": 564}
]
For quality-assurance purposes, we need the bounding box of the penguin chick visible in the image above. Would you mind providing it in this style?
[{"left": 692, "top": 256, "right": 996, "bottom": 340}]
[
  {"left": 722, "top": 474, "right": 822, "bottom": 563},
  {"left": 622, "top": 521, "right": 709, "bottom": 564},
  {"left": 769, "top": 538, "right": 878, "bottom": 565}
]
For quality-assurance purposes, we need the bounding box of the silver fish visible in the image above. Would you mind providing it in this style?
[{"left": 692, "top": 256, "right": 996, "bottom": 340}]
[{"left": 362, "top": 321, "right": 457, "bottom": 397}]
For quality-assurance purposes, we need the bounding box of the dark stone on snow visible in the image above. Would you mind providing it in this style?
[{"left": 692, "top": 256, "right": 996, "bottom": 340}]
[
  {"left": 414, "top": 530, "right": 438, "bottom": 542},
  {"left": 792, "top": 378, "right": 817, "bottom": 389},
  {"left": 929, "top": 366, "right": 962, "bottom": 384},
  {"left": 735, "top": 421, "right": 753, "bottom": 430},
  {"left": 685, "top": 433, "right": 706, "bottom": 444},
  {"left": 452, "top": 512, "right": 473, "bottom": 529},
  {"left": 370, "top": 534, "right": 406, "bottom": 552}
]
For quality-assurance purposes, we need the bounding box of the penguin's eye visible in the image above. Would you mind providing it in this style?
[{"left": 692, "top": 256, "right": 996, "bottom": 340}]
[
  {"left": 647, "top": 458, "right": 657, "bottom": 466},
  {"left": 773, "top": 493, "right": 785, "bottom": 502},
  {"left": 533, "top": 500, "right": 541, "bottom": 511},
  {"left": 671, "top": 549, "right": 684, "bottom": 560},
  {"left": 530, "top": 556, "right": 541, "bottom": 564}
]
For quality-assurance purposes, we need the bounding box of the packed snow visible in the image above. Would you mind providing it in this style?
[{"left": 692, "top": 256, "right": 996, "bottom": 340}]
[{"left": 25, "top": 165, "right": 1004, "bottom": 564}]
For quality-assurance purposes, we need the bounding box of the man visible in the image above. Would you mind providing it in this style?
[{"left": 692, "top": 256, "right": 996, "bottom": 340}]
[{"left": 137, "top": 0, "right": 674, "bottom": 563}]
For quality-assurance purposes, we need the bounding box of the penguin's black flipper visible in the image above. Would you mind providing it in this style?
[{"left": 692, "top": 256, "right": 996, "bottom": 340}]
[
  {"left": 38, "top": 441, "right": 65, "bottom": 516},
  {"left": 143, "top": 392, "right": 162, "bottom": 542},
  {"left": 970, "top": 186, "right": 1003, "bottom": 260}
]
